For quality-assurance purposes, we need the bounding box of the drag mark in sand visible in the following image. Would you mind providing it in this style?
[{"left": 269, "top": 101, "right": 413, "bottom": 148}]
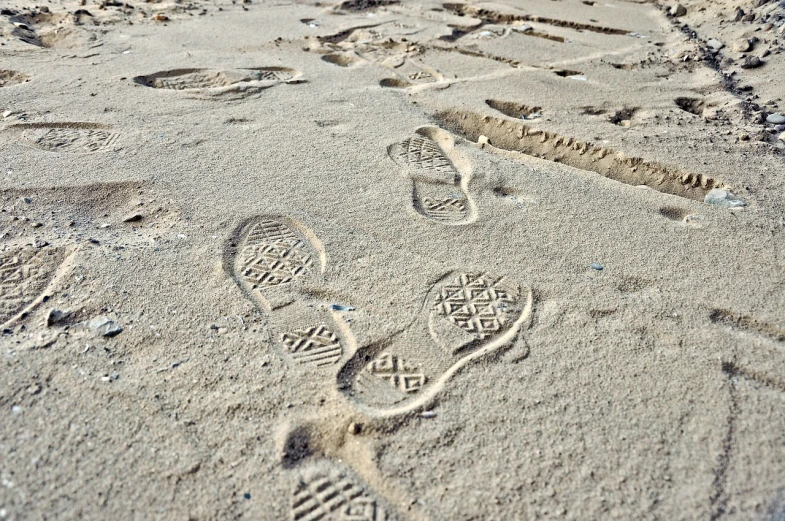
[
  {"left": 432, "top": 110, "right": 724, "bottom": 201},
  {"left": 442, "top": 3, "right": 629, "bottom": 35},
  {"left": 709, "top": 309, "right": 785, "bottom": 344}
]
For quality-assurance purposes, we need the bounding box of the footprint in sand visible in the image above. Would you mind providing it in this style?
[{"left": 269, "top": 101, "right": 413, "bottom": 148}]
[
  {"left": 225, "top": 215, "right": 348, "bottom": 369},
  {"left": 338, "top": 271, "right": 532, "bottom": 416},
  {"left": 291, "top": 461, "right": 397, "bottom": 521},
  {"left": 14, "top": 123, "right": 120, "bottom": 153},
  {"left": 387, "top": 126, "right": 476, "bottom": 225},
  {"left": 377, "top": 57, "right": 446, "bottom": 89},
  {"left": 0, "top": 70, "right": 30, "bottom": 87},
  {"left": 0, "top": 243, "right": 74, "bottom": 329},
  {"left": 133, "top": 67, "right": 302, "bottom": 99}
]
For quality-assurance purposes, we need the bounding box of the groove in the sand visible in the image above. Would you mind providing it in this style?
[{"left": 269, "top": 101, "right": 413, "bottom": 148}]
[{"left": 431, "top": 110, "right": 723, "bottom": 200}]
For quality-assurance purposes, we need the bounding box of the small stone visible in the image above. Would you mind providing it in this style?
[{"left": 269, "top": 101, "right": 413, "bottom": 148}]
[
  {"left": 704, "top": 189, "right": 746, "bottom": 208},
  {"left": 21, "top": 197, "right": 32, "bottom": 204},
  {"left": 26, "top": 384, "right": 42, "bottom": 395},
  {"left": 775, "top": 125, "right": 785, "bottom": 132},
  {"left": 46, "top": 309, "right": 70, "bottom": 326},
  {"left": 478, "top": 135, "right": 490, "bottom": 147},
  {"left": 33, "top": 239, "right": 48, "bottom": 248},
  {"left": 706, "top": 39, "right": 724, "bottom": 52},
  {"left": 153, "top": 13, "right": 168, "bottom": 21},
  {"left": 766, "top": 113, "right": 785, "bottom": 124},
  {"left": 732, "top": 39, "right": 751, "bottom": 52},
  {"left": 740, "top": 56, "right": 763, "bottom": 68},
  {"left": 421, "top": 411, "right": 437, "bottom": 419},
  {"left": 89, "top": 316, "right": 123, "bottom": 337},
  {"left": 123, "top": 213, "right": 143, "bottom": 222},
  {"left": 670, "top": 3, "right": 686, "bottom": 16},
  {"left": 2, "top": 110, "right": 12, "bottom": 118},
  {"left": 348, "top": 422, "right": 362, "bottom": 435},
  {"left": 39, "top": 5, "right": 49, "bottom": 12},
  {"left": 779, "top": 131, "right": 785, "bottom": 142},
  {"left": 590, "top": 263, "right": 604, "bottom": 271}
]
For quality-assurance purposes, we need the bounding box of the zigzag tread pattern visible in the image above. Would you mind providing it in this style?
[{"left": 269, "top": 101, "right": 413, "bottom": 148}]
[
  {"left": 292, "top": 469, "right": 389, "bottom": 521},
  {"left": 281, "top": 325, "right": 342, "bottom": 366},
  {"left": 422, "top": 196, "right": 467, "bottom": 221},
  {"left": 389, "top": 137, "right": 457, "bottom": 180}
]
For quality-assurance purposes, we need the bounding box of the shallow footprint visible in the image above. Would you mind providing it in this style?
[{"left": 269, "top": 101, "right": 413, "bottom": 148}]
[
  {"left": 225, "top": 215, "right": 348, "bottom": 369},
  {"left": 0, "top": 243, "right": 73, "bottom": 328},
  {"left": 13, "top": 123, "right": 119, "bottom": 153},
  {"left": 379, "top": 58, "right": 445, "bottom": 90},
  {"left": 387, "top": 126, "right": 476, "bottom": 225},
  {"left": 338, "top": 270, "right": 532, "bottom": 416},
  {"left": 133, "top": 67, "right": 302, "bottom": 99},
  {"left": 291, "top": 460, "right": 399, "bottom": 521}
]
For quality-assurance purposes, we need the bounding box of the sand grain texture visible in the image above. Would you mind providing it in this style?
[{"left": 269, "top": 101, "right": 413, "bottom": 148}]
[{"left": 1, "top": 0, "right": 784, "bottom": 519}]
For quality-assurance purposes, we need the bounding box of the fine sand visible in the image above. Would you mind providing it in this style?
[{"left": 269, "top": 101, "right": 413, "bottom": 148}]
[{"left": 1, "top": 0, "right": 785, "bottom": 519}]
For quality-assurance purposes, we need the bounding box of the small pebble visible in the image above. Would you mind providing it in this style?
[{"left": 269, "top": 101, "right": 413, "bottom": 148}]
[
  {"left": 89, "top": 316, "right": 123, "bottom": 337},
  {"left": 330, "top": 304, "right": 355, "bottom": 311},
  {"left": 733, "top": 39, "right": 752, "bottom": 52},
  {"left": 766, "top": 113, "right": 785, "bottom": 124},
  {"left": 706, "top": 39, "right": 724, "bottom": 51},
  {"left": 421, "top": 411, "right": 437, "bottom": 419},
  {"left": 123, "top": 213, "right": 143, "bottom": 222},
  {"left": 590, "top": 263, "right": 604, "bottom": 271},
  {"left": 704, "top": 188, "right": 746, "bottom": 208},
  {"left": 348, "top": 422, "right": 362, "bottom": 435},
  {"left": 779, "top": 131, "right": 785, "bottom": 142},
  {"left": 670, "top": 3, "right": 686, "bottom": 16},
  {"left": 740, "top": 55, "right": 763, "bottom": 69}
]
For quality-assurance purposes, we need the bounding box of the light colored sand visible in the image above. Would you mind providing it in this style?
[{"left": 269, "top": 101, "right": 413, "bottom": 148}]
[{"left": 1, "top": 0, "right": 785, "bottom": 519}]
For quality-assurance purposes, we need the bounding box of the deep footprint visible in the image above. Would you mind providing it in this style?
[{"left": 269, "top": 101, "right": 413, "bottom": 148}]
[
  {"left": 338, "top": 271, "right": 532, "bottom": 416},
  {"left": 387, "top": 126, "right": 476, "bottom": 224},
  {"left": 225, "top": 216, "right": 348, "bottom": 369}
]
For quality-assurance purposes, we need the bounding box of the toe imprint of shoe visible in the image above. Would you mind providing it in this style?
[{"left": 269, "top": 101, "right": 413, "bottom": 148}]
[
  {"left": 433, "top": 272, "right": 520, "bottom": 342},
  {"left": 238, "top": 219, "right": 314, "bottom": 289},
  {"left": 389, "top": 136, "right": 458, "bottom": 183}
]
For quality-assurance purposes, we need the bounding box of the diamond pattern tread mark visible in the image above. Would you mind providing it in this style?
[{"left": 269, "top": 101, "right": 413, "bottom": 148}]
[{"left": 434, "top": 272, "right": 519, "bottom": 339}]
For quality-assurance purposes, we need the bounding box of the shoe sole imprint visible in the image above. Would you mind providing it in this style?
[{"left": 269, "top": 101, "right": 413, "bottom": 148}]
[
  {"left": 9, "top": 123, "right": 119, "bottom": 154},
  {"left": 291, "top": 461, "right": 398, "bottom": 521},
  {"left": 387, "top": 126, "right": 477, "bottom": 225},
  {"left": 338, "top": 270, "right": 533, "bottom": 417},
  {"left": 225, "top": 215, "right": 348, "bottom": 369},
  {"left": 0, "top": 243, "right": 77, "bottom": 328},
  {"left": 133, "top": 67, "right": 303, "bottom": 99}
]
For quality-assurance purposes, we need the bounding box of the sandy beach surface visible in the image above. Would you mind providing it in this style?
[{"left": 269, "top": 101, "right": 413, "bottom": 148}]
[{"left": 1, "top": 0, "right": 785, "bottom": 519}]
